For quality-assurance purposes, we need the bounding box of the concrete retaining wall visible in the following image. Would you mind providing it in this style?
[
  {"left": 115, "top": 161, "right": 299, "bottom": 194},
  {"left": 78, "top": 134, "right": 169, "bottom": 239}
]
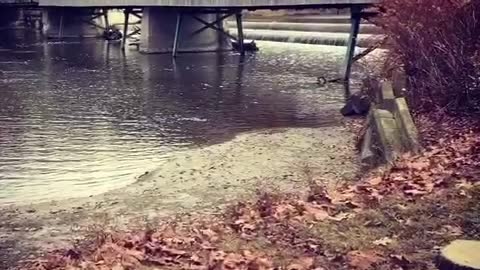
[{"left": 360, "top": 80, "right": 420, "bottom": 165}]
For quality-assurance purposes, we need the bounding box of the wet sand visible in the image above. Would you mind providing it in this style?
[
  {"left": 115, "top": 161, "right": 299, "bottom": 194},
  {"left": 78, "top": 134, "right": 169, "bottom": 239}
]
[{"left": 0, "top": 125, "right": 358, "bottom": 268}]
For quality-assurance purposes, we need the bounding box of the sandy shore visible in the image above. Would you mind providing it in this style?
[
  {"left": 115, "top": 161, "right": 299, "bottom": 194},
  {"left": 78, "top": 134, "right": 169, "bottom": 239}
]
[{"left": 0, "top": 125, "right": 358, "bottom": 268}]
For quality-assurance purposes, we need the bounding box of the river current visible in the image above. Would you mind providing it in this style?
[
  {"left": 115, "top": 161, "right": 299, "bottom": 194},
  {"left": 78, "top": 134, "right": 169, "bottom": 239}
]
[{"left": 0, "top": 29, "right": 362, "bottom": 205}]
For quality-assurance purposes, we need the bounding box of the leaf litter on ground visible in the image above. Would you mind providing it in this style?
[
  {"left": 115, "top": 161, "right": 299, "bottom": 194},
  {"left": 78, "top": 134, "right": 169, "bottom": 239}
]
[{"left": 29, "top": 116, "right": 480, "bottom": 270}]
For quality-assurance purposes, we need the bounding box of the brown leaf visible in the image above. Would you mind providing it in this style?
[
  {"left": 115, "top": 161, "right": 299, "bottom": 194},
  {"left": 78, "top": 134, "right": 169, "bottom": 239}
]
[
  {"left": 440, "top": 225, "right": 463, "bottom": 236},
  {"left": 287, "top": 257, "right": 315, "bottom": 270},
  {"left": 368, "top": 177, "right": 383, "bottom": 186},
  {"left": 248, "top": 257, "right": 274, "bottom": 270},
  {"left": 201, "top": 229, "right": 218, "bottom": 240},
  {"left": 403, "top": 189, "right": 428, "bottom": 196},
  {"left": 407, "top": 160, "right": 430, "bottom": 171},
  {"left": 373, "top": 237, "right": 394, "bottom": 246},
  {"left": 189, "top": 254, "right": 202, "bottom": 265},
  {"left": 328, "top": 212, "right": 353, "bottom": 222},
  {"left": 274, "top": 203, "right": 296, "bottom": 219},
  {"left": 223, "top": 253, "right": 245, "bottom": 269},
  {"left": 111, "top": 263, "right": 124, "bottom": 270},
  {"left": 161, "top": 246, "right": 187, "bottom": 257},
  {"left": 303, "top": 204, "right": 330, "bottom": 221},
  {"left": 346, "top": 250, "right": 383, "bottom": 270}
]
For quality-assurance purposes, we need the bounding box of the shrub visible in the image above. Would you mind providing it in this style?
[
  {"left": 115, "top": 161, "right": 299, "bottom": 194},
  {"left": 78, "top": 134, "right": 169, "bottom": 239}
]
[{"left": 375, "top": 0, "right": 480, "bottom": 113}]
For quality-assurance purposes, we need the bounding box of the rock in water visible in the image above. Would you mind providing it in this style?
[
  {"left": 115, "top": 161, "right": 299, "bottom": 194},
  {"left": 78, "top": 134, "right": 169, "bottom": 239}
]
[{"left": 437, "top": 240, "right": 480, "bottom": 270}]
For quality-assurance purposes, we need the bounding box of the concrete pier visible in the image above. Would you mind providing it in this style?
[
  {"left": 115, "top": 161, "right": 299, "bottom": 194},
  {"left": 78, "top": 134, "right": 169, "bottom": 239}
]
[
  {"left": 140, "top": 7, "right": 230, "bottom": 54},
  {"left": 0, "top": 7, "right": 23, "bottom": 28},
  {"left": 42, "top": 7, "right": 104, "bottom": 38}
]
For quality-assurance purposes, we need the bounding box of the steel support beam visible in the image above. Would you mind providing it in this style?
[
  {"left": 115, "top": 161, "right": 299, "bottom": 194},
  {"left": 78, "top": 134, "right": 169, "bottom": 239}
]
[
  {"left": 58, "top": 9, "right": 64, "bottom": 38},
  {"left": 190, "top": 12, "right": 231, "bottom": 37},
  {"left": 342, "top": 6, "right": 362, "bottom": 82},
  {"left": 131, "top": 11, "right": 142, "bottom": 20},
  {"left": 191, "top": 14, "right": 237, "bottom": 41},
  {"left": 126, "top": 27, "right": 140, "bottom": 38},
  {"left": 172, "top": 12, "right": 183, "bottom": 57},
  {"left": 121, "top": 7, "right": 130, "bottom": 50},
  {"left": 102, "top": 8, "right": 109, "bottom": 29},
  {"left": 235, "top": 12, "right": 244, "bottom": 54}
]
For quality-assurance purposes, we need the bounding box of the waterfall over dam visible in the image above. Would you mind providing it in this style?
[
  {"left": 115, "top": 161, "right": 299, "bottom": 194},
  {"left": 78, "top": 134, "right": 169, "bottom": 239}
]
[{"left": 227, "top": 13, "right": 383, "bottom": 47}]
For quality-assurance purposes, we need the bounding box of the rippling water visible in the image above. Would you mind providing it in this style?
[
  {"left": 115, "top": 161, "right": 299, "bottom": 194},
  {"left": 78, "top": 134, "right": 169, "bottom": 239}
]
[{"left": 0, "top": 29, "right": 361, "bottom": 205}]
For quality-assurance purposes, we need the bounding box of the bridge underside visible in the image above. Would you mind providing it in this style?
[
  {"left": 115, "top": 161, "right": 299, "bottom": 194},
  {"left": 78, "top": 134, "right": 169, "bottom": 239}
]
[
  {"left": 0, "top": 0, "right": 37, "bottom": 6},
  {"left": 38, "top": 0, "right": 374, "bottom": 8},
  {"left": 141, "top": 8, "right": 231, "bottom": 54},
  {"left": 42, "top": 7, "right": 106, "bottom": 38},
  {"left": 0, "top": 7, "right": 21, "bottom": 27},
  {"left": 34, "top": 0, "right": 375, "bottom": 80}
]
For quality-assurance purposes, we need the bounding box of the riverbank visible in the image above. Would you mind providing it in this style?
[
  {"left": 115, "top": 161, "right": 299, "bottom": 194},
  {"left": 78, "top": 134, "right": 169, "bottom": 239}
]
[
  {"left": 0, "top": 124, "right": 359, "bottom": 269},
  {"left": 27, "top": 115, "right": 480, "bottom": 270}
]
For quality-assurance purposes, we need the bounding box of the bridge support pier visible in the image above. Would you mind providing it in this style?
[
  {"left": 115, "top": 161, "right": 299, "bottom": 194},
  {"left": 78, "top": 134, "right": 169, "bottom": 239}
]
[
  {"left": 42, "top": 7, "right": 106, "bottom": 38},
  {"left": 235, "top": 12, "right": 245, "bottom": 54},
  {"left": 0, "top": 7, "right": 24, "bottom": 28},
  {"left": 140, "top": 7, "right": 231, "bottom": 54}
]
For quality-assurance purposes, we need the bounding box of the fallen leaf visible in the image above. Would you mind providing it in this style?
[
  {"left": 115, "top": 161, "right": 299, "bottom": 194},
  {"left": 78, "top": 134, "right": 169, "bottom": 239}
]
[
  {"left": 111, "top": 264, "right": 124, "bottom": 270},
  {"left": 160, "top": 246, "right": 186, "bottom": 257},
  {"left": 201, "top": 229, "right": 217, "bottom": 239},
  {"left": 287, "top": 257, "right": 314, "bottom": 270},
  {"left": 328, "top": 212, "right": 353, "bottom": 221},
  {"left": 373, "top": 237, "right": 394, "bottom": 246},
  {"left": 368, "top": 177, "right": 383, "bottom": 186},
  {"left": 407, "top": 160, "right": 430, "bottom": 170},
  {"left": 389, "top": 254, "right": 411, "bottom": 268},
  {"left": 441, "top": 225, "right": 463, "bottom": 236},
  {"left": 189, "top": 254, "right": 202, "bottom": 265},
  {"left": 248, "top": 257, "right": 274, "bottom": 270},
  {"left": 403, "top": 189, "right": 428, "bottom": 196},
  {"left": 347, "top": 250, "right": 383, "bottom": 270},
  {"left": 303, "top": 204, "right": 330, "bottom": 221}
]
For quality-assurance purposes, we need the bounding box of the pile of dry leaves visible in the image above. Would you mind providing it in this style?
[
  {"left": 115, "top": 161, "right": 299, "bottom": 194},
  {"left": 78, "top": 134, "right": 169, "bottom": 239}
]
[{"left": 30, "top": 116, "right": 480, "bottom": 270}]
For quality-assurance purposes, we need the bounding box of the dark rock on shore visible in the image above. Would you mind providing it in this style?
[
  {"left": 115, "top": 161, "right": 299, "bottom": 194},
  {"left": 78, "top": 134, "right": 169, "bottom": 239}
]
[{"left": 341, "top": 93, "right": 371, "bottom": 116}]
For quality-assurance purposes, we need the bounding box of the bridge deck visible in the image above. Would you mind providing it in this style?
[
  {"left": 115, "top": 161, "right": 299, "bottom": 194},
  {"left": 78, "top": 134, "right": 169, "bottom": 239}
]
[
  {"left": 0, "top": 0, "right": 37, "bottom": 5},
  {"left": 38, "top": 0, "right": 375, "bottom": 8}
]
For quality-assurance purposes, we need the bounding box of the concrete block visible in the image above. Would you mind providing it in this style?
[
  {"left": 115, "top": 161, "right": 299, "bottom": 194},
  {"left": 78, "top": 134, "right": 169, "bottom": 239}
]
[
  {"left": 437, "top": 240, "right": 480, "bottom": 270},
  {"left": 380, "top": 80, "right": 395, "bottom": 111},
  {"left": 392, "top": 68, "right": 407, "bottom": 97},
  {"left": 394, "top": 97, "right": 420, "bottom": 154},
  {"left": 372, "top": 108, "right": 402, "bottom": 163},
  {"left": 360, "top": 126, "right": 376, "bottom": 165}
]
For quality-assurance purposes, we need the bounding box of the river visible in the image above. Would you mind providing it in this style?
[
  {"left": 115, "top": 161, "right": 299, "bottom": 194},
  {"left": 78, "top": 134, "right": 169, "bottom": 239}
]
[{"left": 0, "top": 29, "right": 361, "bottom": 205}]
